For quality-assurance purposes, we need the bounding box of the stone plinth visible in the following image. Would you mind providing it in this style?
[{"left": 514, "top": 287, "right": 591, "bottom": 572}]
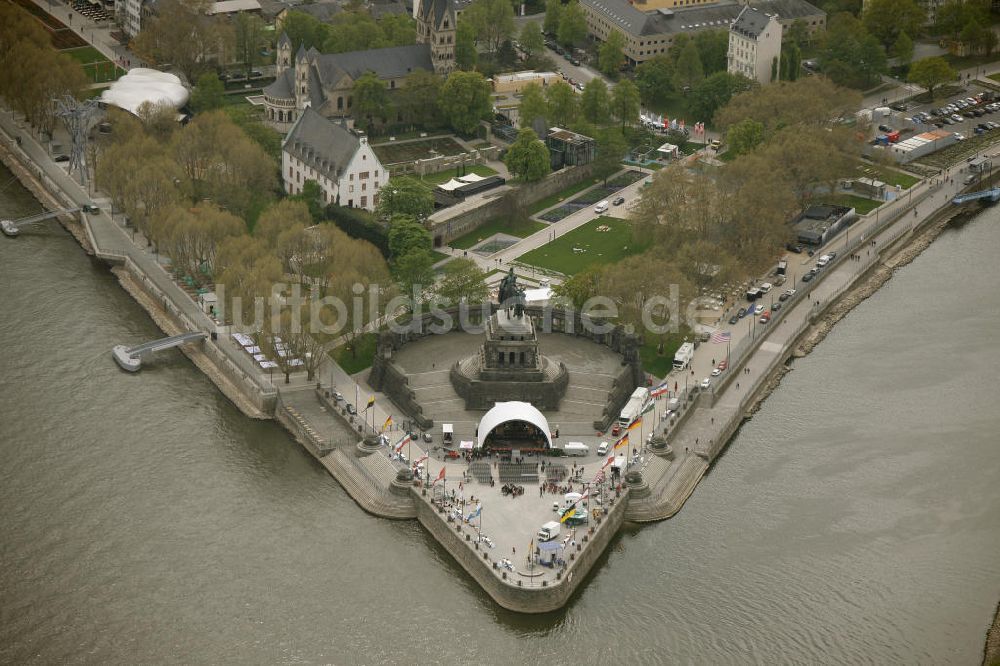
[{"left": 451, "top": 309, "right": 568, "bottom": 410}]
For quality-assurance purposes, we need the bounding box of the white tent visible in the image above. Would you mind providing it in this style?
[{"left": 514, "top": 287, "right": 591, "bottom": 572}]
[
  {"left": 100, "top": 68, "right": 189, "bottom": 116},
  {"left": 458, "top": 173, "right": 485, "bottom": 183},
  {"left": 437, "top": 179, "right": 466, "bottom": 191},
  {"left": 476, "top": 401, "right": 554, "bottom": 449}
]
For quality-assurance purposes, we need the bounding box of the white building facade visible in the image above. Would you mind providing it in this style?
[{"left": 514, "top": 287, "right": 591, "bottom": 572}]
[
  {"left": 281, "top": 107, "right": 389, "bottom": 212},
  {"left": 727, "top": 7, "right": 782, "bottom": 85}
]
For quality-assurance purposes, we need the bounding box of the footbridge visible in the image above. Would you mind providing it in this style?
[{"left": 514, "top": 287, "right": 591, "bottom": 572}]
[
  {"left": 952, "top": 187, "right": 1000, "bottom": 205},
  {"left": 113, "top": 332, "right": 208, "bottom": 372},
  {"left": 1, "top": 207, "right": 81, "bottom": 236}
]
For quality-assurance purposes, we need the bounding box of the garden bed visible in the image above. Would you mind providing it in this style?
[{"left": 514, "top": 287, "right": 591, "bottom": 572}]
[{"left": 372, "top": 136, "right": 466, "bottom": 165}]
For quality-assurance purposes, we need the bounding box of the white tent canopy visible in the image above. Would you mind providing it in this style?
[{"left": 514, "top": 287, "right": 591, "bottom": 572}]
[
  {"left": 458, "top": 173, "right": 485, "bottom": 183},
  {"left": 476, "top": 401, "right": 554, "bottom": 449},
  {"left": 437, "top": 178, "right": 466, "bottom": 191},
  {"left": 100, "top": 68, "right": 189, "bottom": 117}
]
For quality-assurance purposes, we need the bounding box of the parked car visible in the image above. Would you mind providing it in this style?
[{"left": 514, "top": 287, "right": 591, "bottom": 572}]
[
  {"left": 786, "top": 243, "right": 803, "bottom": 253},
  {"left": 346, "top": 403, "right": 357, "bottom": 415},
  {"left": 753, "top": 304, "right": 765, "bottom": 315},
  {"left": 81, "top": 203, "right": 99, "bottom": 213},
  {"left": 759, "top": 311, "right": 771, "bottom": 324},
  {"left": 772, "top": 302, "right": 783, "bottom": 312},
  {"left": 711, "top": 367, "right": 722, "bottom": 377},
  {"left": 54, "top": 154, "right": 69, "bottom": 162},
  {"left": 737, "top": 307, "right": 747, "bottom": 319},
  {"left": 729, "top": 314, "right": 739, "bottom": 325},
  {"left": 955, "top": 132, "right": 966, "bottom": 141},
  {"left": 700, "top": 377, "right": 712, "bottom": 389},
  {"left": 801, "top": 270, "right": 816, "bottom": 283},
  {"left": 612, "top": 196, "right": 625, "bottom": 205},
  {"left": 422, "top": 432, "right": 433, "bottom": 443}
]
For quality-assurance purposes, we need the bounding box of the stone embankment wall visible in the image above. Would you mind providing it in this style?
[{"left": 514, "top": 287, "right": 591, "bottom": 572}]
[
  {"left": 113, "top": 259, "right": 276, "bottom": 417},
  {"left": 412, "top": 485, "right": 629, "bottom": 613},
  {"left": 0, "top": 136, "right": 92, "bottom": 252}
]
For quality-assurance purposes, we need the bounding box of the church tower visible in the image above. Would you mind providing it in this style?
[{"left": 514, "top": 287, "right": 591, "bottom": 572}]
[
  {"left": 294, "top": 44, "right": 310, "bottom": 111},
  {"left": 275, "top": 32, "right": 292, "bottom": 77},
  {"left": 416, "top": 0, "right": 457, "bottom": 75}
]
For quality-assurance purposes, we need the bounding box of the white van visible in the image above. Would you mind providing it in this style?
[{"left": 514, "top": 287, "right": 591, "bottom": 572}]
[
  {"left": 597, "top": 441, "right": 609, "bottom": 456},
  {"left": 759, "top": 282, "right": 773, "bottom": 293},
  {"left": 594, "top": 200, "right": 609, "bottom": 214},
  {"left": 564, "top": 442, "right": 589, "bottom": 456},
  {"left": 538, "top": 521, "right": 561, "bottom": 542}
]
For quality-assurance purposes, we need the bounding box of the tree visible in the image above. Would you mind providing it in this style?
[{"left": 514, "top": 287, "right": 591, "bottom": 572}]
[
  {"left": 553, "top": 267, "right": 602, "bottom": 310},
  {"left": 545, "top": 80, "right": 579, "bottom": 127},
  {"left": 436, "top": 258, "right": 488, "bottom": 305},
  {"left": 518, "top": 82, "right": 549, "bottom": 128},
  {"left": 191, "top": 72, "right": 225, "bottom": 112},
  {"left": 439, "top": 71, "right": 492, "bottom": 135},
  {"left": 694, "top": 30, "right": 730, "bottom": 75},
  {"left": 634, "top": 56, "right": 675, "bottom": 107},
  {"left": 543, "top": 0, "right": 562, "bottom": 36},
  {"left": 157, "top": 203, "right": 245, "bottom": 281},
  {"left": 599, "top": 32, "right": 626, "bottom": 77},
  {"left": 611, "top": 80, "right": 641, "bottom": 129},
  {"left": 688, "top": 71, "right": 754, "bottom": 124},
  {"left": 862, "top": 0, "right": 925, "bottom": 49},
  {"left": 594, "top": 129, "right": 628, "bottom": 184},
  {"left": 455, "top": 22, "right": 479, "bottom": 70},
  {"left": 780, "top": 41, "right": 801, "bottom": 81},
  {"left": 818, "top": 13, "right": 888, "bottom": 89},
  {"left": 132, "top": 0, "right": 226, "bottom": 83},
  {"left": 581, "top": 78, "right": 611, "bottom": 125},
  {"left": 397, "top": 69, "right": 443, "bottom": 128},
  {"left": 715, "top": 76, "right": 861, "bottom": 135},
  {"left": 234, "top": 12, "right": 265, "bottom": 78},
  {"left": 891, "top": 31, "right": 914, "bottom": 66},
  {"left": 465, "top": 0, "right": 515, "bottom": 56},
  {"left": 255, "top": 199, "right": 314, "bottom": 247},
  {"left": 387, "top": 214, "right": 433, "bottom": 258},
  {"left": 557, "top": 1, "right": 587, "bottom": 48},
  {"left": 291, "top": 179, "right": 325, "bottom": 222},
  {"left": 376, "top": 177, "right": 434, "bottom": 222},
  {"left": 353, "top": 72, "right": 390, "bottom": 132},
  {"left": 907, "top": 56, "right": 956, "bottom": 97},
  {"left": 673, "top": 40, "right": 704, "bottom": 91},
  {"left": 216, "top": 235, "right": 284, "bottom": 332},
  {"left": 505, "top": 128, "right": 551, "bottom": 182},
  {"left": 726, "top": 118, "right": 764, "bottom": 156},
  {"left": 520, "top": 21, "right": 545, "bottom": 60},
  {"left": 960, "top": 20, "right": 989, "bottom": 55},
  {"left": 393, "top": 249, "right": 436, "bottom": 299},
  {"left": 935, "top": 0, "right": 989, "bottom": 40}
]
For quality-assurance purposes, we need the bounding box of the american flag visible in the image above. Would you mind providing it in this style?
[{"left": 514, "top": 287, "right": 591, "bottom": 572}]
[{"left": 710, "top": 330, "right": 732, "bottom": 344}]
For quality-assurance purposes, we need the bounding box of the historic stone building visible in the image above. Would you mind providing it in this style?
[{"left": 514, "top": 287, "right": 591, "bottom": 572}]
[{"left": 263, "top": 0, "right": 461, "bottom": 131}]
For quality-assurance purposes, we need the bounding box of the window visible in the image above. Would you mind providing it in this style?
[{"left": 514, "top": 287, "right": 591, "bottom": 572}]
[
  {"left": 349, "top": 185, "right": 354, "bottom": 193},
  {"left": 362, "top": 183, "right": 366, "bottom": 191},
  {"left": 350, "top": 173, "right": 354, "bottom": 181},
  {"left": 361, "top": 195, "right": 367, "bottom": 207},
  {"left": 360, "top": 171, "right": 370, "bottom": 179},
  {"left": 348, "top": 199, "right": 353, "bottom": 207}
]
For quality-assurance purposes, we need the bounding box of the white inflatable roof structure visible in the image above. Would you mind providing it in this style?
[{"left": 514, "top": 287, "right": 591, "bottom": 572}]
[
  {"left": 100, "top": 68, "right": 189, "bottom": 116},
  {"left": 477, "top": 401, "right": 553, "bottom": 449}
]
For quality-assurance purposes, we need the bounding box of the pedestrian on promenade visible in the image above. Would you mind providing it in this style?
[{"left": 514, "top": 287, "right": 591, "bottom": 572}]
[{"left": 736, "top": 383, "right": 739, "bottom": 390}]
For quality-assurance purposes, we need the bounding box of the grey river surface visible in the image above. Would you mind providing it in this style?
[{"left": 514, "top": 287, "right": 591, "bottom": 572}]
[{"left": 1, "top": 162, "right": 999, "bottom": 664}]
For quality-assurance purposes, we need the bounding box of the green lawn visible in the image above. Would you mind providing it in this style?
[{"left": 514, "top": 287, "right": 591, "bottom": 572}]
[
  {"left": 526, "top": 177, "right": 601, "bottom": 216},
  {"left": 820, "top": 194, "right": 882, "bottom": 215},
  {"left": 855, "top": 161, "right": 920, "bottom": 189},
  {"left": 330, "top": 332, "right": 378, "bottom": 375},
  {"left": 449, "top": 216, "right": 546, "bottom": 249},
  {"left": 63, "top": 45, "right": 106, "bottom": 64},
  {"left": 639, "top": 333, "right": 686, "bottom": 379},
  {"left": 430, "top": 249, "right": 451, "bottom": 263},
  {"left": 517, "top": 216, "right": 644, "bottom": 276}
]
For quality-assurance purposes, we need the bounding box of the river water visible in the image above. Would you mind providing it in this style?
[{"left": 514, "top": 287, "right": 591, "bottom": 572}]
[{"left": 2, "top": 162, "right": 999, "bottom": 664}]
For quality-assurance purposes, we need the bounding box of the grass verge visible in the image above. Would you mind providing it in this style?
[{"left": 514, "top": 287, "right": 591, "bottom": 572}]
[
  {"left": 330, "top": 332, "right": 377, "bottom": 375},
  {"left": 526, "top": 177, "right": 600, "bottom": 216},
  {"left": 449, "top": 216, "right": 546, "bottom": 249},
  {"left": 517, "top": 216, "right": 645, "bottom": 276}
]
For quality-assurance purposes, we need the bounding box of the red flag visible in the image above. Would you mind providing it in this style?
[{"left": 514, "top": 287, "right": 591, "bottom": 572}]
[
  {"left": 432, "top": 467, "right": 446, "bottom": 485},
  {"left": 601, "top": 454, "right": 615, "bottom": 469}
]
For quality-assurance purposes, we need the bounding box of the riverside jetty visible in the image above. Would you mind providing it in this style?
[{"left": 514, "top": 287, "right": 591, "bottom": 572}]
[{"left": 2, "top": 96, "right": 992, "bottom": 612}]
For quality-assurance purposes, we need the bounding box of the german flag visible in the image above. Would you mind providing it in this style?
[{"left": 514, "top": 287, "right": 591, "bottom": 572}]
[
  {"left": 363, "top": 395, "right": 376, "bottom": 411},
  {"left": 381, "top": 415, "right": 393, "bottom": 433},
  {"left": 627, "top": 417, "right": 642, "bottom": 431},
  {"left": 559, "top": 503, "right": 577, "bottom": 524},
  {"left": 613, "top": 433, "right": 630, "bottom": 451}
]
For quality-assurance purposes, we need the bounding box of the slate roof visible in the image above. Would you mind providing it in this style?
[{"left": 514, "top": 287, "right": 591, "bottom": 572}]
[
  {"left": 583, "top": 0, "right": 823, "bottom": 38},
  {"left": 283, "top": 107, "right": 362, "bottom": 180},
  {"left": 314, "top": 43, "right": 433, "bottom": 84},
  {"left": 418, "top": 0, "right": 455, "bottom": 28},
  {"left": 731, "top": 6, "right": 774, "bottom": 39},
  {"left": 263, "top": 67, "right": 294, "bottom": 99}
]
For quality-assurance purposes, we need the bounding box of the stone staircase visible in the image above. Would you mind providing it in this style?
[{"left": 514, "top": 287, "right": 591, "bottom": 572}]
[
  {"left": 323, "top": 449, "right": 416, "bottom": 519},
  {"left": 624, "top": 456, "right": 708, "bottom": 522}
]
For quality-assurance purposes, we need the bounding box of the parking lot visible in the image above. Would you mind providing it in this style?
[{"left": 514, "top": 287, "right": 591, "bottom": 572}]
[{"left": 877, "top": 87, "right": 1000, "bottom": 145}]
